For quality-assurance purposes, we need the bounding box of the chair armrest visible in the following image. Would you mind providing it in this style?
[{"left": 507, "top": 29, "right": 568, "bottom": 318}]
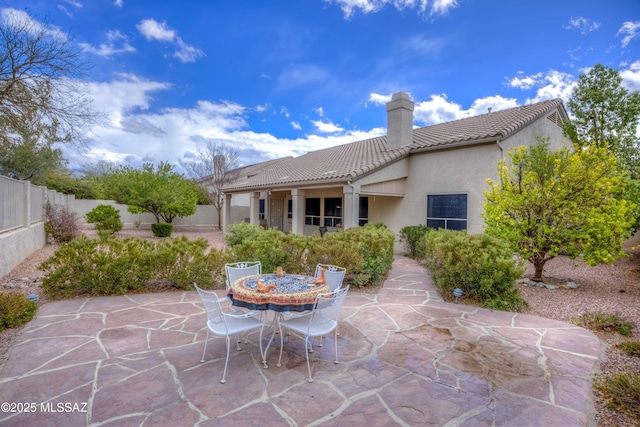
[{"left": 225, "top": 310, "right": 259, "bottom": 319}]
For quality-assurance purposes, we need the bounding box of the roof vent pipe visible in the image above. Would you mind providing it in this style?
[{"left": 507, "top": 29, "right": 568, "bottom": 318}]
[{"left": 386, "top": 91, "right": 415, "bottom": 150}]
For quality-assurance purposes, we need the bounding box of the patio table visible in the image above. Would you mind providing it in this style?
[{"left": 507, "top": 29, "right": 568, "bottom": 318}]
[{"left": 228, "top": 273, "right": 331, "bottom": 368}]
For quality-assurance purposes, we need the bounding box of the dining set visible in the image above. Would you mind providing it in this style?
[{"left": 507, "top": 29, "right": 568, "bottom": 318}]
[{"left": 193, "top": 261, "right": 349, "bottom": 384}]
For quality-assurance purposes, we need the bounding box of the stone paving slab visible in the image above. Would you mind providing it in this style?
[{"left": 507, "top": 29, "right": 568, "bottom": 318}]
[{"left": 0, "top": 254, "right": 603, "bottom": 426}]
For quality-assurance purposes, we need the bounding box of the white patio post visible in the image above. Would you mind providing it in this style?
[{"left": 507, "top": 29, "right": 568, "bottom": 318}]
[
  {"left": 249, "top": 192, "right": 260, "bottom": 227},
  {"left": 222, "top": 193, "right": 231, "bottom": 232},
  {"left": 342, "top": 182, "right": 360, "bottom": 230},
  {"left": 291, "top": 188, "right": 305, "bottom": 235}
]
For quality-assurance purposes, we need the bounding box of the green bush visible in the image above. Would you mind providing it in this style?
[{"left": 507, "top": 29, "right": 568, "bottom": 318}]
[
  {"left": 225, "top": 222, "right": 263, "bottom": 247},
  {"left": 424, "top": 229, "right": 526, "bottom": 311},
  {"left": 151, "top": 223, "right": 173, "bottom": 237},
  {"left": 85, "top": 204, "right": 123, "bottom": 235},
  {"left": 399, "top": 225, "right": 430, "bottom": 258},
  {"left": 572, "top": 312, "right": 635, "bottom": 336},
  {"left": 0, "top": 292, "right": 37, "bottom": 332},
  {"left": 226, "top": 224, "right": 394, "bottom": 287},
  {"left": 618, "top": 341, "right": 640, "bottom": 357},
  {"left": 39, "top": 235, "right": 224, "bottom": 299},
  {"left": 595, "top": 371, "right": 640, "bottom": 420}
]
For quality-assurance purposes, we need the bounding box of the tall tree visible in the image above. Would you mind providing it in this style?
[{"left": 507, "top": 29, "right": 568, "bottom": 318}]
[
  {"left": 179, "top": 140, "right": 240, "bottom": 229},
  {"left": 0, "top": 8, "right": 102, "bottom": 178},
  {"left": 563, "top": 64, "right": 640, "bottom": 179},
  {"left": 484, "top": 140, "right": 635, "bottom": 282},
  {"left": 105, "top": 162, "right": 198, "bottom": 224}
]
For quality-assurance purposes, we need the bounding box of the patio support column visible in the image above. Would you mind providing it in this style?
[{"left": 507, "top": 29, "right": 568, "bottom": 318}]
[
  {"left": 291, "top": 188, "right": 305, "bottom": 235},
  {"left": 249, "top": 192, "right": 260, "bottom": 227},
  {"left": 222, "top": 193, "right": 231, "bottom": 232},
  {"left": 343, "top": 182, "right": 360, "bottom": 230}
]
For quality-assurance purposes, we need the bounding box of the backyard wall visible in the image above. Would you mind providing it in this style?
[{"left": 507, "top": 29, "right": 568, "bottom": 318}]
[{"left": 0, "top": 176, "right": 218, "bottom": 279}]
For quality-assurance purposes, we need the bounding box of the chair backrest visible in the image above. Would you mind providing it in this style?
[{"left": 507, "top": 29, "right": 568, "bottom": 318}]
[
  {"left": 309, "top": 285, "right": 350, "bottom": 329},
  {"left": 193, "top": 283, "right": 226, "bottom": 328},
  {"left": 225, "top": 261, "right": 262, "bottom": 290},
  {"left": 315, "top": 264, "right": 346, "bottom": 291}
]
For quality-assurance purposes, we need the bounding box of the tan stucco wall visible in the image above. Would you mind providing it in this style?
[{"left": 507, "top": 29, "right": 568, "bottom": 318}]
[{"left": 356, "top": 110, "right": 569, "bottom": 236}]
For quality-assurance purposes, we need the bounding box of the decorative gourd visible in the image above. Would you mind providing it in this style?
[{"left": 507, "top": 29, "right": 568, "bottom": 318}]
[
  {"left": 309, "top": 268, "right": 326, "bottom": 285},
  {"left": 256, "top": 279, "right": 277, "bottom": 293}
]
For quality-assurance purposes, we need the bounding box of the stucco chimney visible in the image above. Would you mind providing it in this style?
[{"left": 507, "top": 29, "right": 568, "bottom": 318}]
[{"left": 386, "top": 91, "right": 414, "bottom": 150}]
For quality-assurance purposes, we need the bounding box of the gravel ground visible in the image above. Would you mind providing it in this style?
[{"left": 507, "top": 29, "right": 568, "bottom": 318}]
[{"left": 1, "top": 229, "right": 639, "bottom": 426}]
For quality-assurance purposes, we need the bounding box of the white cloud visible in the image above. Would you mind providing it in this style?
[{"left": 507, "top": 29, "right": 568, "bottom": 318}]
[
  {"left": 617, "top": 21, "right": 640, "bottom": 48},
  {"left": 367, "top": 92, "right": 392, "bottom": 106},
  {"left": 173, "top": 37, "right": 205, "bottom": 63},
  {"left": 620, "top": 60, "right": 640, "bottom": 92},
  {"left": 114, "top": 0, "right": 123, "bottom": 7},
  {"left": 136, "top": 18, "right": 204, "bottom": 63},
  {"left": 507, "top": 70, "right": 576, "bottom": 104},
  {"left": 312, "top": 120, "right": 344, "bottom": 133},
  {"left": 324, "top": 0, "right": 456, "bottom": 19},
  {"left": 62, "top": 0, "right": 83, "bottom": 8},
  {"left": 413, "top": 94, "right": 517, "bottom": 125},
  {"left": 57, "top": 5, "right": 72, "bottom": 18},
  {"left": 291, "top": 121, "right": 302, "bottom": 130},
  {"left": 137, "top": 18, "right": 176, "bottom": 41},
  {"left": 80, "top": 30, "right": 136, "bottom": 57},
  {"left": 1, "top": 8, "right": 67, "bottom": 41},
  {"left": 563, "top": 17, "right": 600, "bottom": 35}
]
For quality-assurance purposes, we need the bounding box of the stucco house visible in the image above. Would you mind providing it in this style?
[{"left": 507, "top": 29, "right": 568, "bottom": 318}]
[{"left": 221, "top": 92, "right": 569, "bottom": 238}]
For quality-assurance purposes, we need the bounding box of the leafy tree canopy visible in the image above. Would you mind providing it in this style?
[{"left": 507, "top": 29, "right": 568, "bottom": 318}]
[
  {"left": 484, "top": 139, "right": 636, "bottom": 282},
  {"left": 563, "top": 63, "right": 640, "bottom": 179},
  {"left": 105, "top": 161, "right": 198, "bottom": 223}
]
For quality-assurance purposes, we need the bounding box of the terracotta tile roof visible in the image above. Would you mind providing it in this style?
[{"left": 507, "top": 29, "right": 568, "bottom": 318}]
[{"left": 223, "top": 98, "right": 565, "bottom": 192}]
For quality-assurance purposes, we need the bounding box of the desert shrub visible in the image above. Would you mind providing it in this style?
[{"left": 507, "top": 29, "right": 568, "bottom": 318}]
[
  {"left": 150, "top": 236, "right": 218, "bottom": 289},
  {"left": 151, "top": 222, "right": 173, "bottom": 237},
  {"left": 39, "top": 235, "right": 220, "bottom": 299},
  {"left": 225, "top": 222, "right": 263, "bottom": 247},
  {"left": 44, "top": 200, "right": 81, "bottom": 243},
  {"left": 595, "top": 371, "right": 640, "bottom": 420},
  {"left": 572, "top": 312, "right": 635, "bottom": 336},
  {"left": 0, "top": 292, "right": 37, "bottom": 332},
  {"left": 85, "top": 204, "right": 122, "bottom": 235},
  {"left": 226, "top": 223, "right": 393, "bottom": 287},
  {"left": 399, "top": 224, "right": 430, "bottom": 258},
  {"left": 618, "top": 341, "right": 640, "bottom": 357},
  {"left": 424, "top": 229, "right": 526, "bottom": 311}
]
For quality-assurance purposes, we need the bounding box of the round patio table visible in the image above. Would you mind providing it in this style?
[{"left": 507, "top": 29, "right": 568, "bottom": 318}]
[{"left": 228, "top": 274, "right": 330, "bottom": 312}]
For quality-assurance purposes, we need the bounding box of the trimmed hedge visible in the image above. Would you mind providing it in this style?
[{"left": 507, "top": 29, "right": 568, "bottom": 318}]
[{"left": 423, "top": 229, "right": 526, "bottom": 311}]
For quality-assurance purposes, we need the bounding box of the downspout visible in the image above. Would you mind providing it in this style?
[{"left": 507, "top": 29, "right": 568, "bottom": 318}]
[{"left": 496, "top": 139, "right": 504, "bottom": 158}]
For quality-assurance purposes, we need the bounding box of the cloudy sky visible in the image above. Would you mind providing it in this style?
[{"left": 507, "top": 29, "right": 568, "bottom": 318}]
[{"left": 4, "top": 0, "right": 640, "bottom": 175}]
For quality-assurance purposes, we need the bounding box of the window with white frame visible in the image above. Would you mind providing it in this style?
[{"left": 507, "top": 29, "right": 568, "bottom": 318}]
[{"left": 426, "top": 194, "right": 467, "bottom": 230}]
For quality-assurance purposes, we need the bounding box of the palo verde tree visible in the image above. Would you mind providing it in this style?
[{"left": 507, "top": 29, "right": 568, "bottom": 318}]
[
  {"left": 0, "top": 9, "right": 102, "bottom": 179},
  {"left": 483, "top": 139, "right": 636, "bottom": 282},
  {"left": 179, "top": 140, "right": 240, "bottom": 229},
  {"left": 105, "top": 162, "right": 198, "bottom": 224}
]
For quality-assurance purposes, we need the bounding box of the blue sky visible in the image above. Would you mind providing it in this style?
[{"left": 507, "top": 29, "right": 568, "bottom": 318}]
[{"left": 4, "top": 0, "right": 640, "bottom": 174}]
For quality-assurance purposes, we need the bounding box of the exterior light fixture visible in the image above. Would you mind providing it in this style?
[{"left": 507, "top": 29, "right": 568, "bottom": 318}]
[{"left": 453, "top": 288, "right": 462, "bottom": 304}]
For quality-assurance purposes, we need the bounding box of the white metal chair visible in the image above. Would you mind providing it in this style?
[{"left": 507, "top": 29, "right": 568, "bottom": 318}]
[
  {"left": 224, "top": 261, "right": 262, "bottom": 329},
  {"left": 315, "top": 264, "right": 346, "bottom": 291},
  {"left": 276, "top": 285, "right": 350, "bottom": 382},
  {"left": 194, "top": 283, "right": 265, "bottom": 384},
  {"left": 225, "top": 261, "right": 262, "bottom": 293}
]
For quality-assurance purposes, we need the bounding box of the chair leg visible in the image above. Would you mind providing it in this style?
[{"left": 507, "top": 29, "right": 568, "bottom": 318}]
[
  {"left": 305, "top": 336, "right": 313, "bottom": 383},
  {"left": 334, "top": 329, "right": 339, "bottom": 364},
  {"left": 200, "top": 329, "right": 210, "bottom": 363},
  {"left": 221, "top": 335, "right": 231, "bottom": 384}
]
